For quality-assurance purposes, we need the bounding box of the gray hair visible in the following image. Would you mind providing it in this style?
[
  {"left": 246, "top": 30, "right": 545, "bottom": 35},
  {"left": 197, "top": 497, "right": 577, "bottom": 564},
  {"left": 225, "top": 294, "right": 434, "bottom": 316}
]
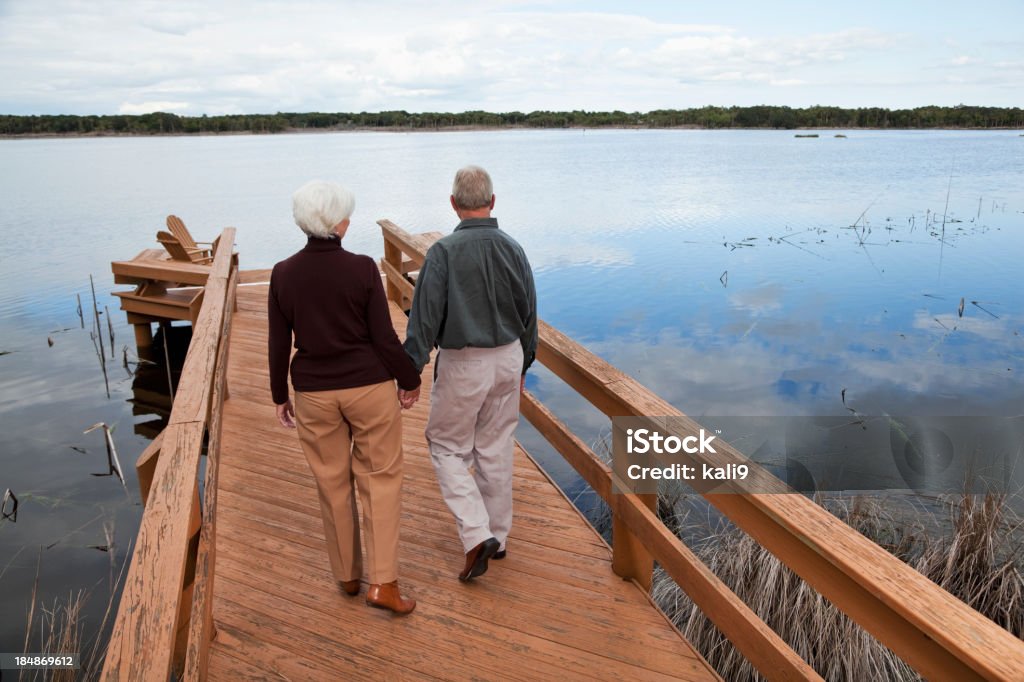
[
  {"left": 291, "top": 180, "right": 355, "bottom": 239},
  {"left": 451, "top": 165, "right": 493, "bottom": 210}
]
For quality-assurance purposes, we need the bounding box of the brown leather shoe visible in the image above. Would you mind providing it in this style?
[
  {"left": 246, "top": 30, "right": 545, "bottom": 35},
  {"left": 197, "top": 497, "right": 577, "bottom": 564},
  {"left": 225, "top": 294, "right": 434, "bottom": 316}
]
[
  {"left": 339, "top": 579, "right": 361, "bottom": 596},
  {"left": 366, "top": 581, "right": 416, "bottom": 615},
  {"left": 459, "top": 537, "right": 500, "bottom": 582}
]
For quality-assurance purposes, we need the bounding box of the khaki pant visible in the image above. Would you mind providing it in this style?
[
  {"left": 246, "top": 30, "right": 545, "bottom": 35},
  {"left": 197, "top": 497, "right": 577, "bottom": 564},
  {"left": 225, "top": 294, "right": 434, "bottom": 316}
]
[
  {"left": 294, "top": 380, "right": 403, "bottom": 585},
  {"left": 426, "top": 342, "right": 523, "bottom": 552}
]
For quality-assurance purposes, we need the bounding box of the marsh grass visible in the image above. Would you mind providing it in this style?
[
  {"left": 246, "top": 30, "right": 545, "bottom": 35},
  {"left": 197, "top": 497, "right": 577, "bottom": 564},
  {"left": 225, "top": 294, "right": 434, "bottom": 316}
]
[
  {"left": 21, "top": 591, "right": 86, "bottom": 682},
  {"left": 644, "top": 492, "right": 1024, "bottom": 681},
  {"left": 585, "top": 430, "right": 1024, "bottom": 679},
  {"left": 17, "top": 539, "right": 130, "bottom": 681}
]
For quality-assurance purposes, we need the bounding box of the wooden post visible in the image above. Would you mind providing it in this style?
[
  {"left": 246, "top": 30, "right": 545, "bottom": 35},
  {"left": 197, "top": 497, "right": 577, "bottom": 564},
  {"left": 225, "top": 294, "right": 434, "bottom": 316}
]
[
  {"left": 135, "top": 432, "right": 164, "bottom": 506},
  {"left": 382, "top": 240, "right": 402, "bottom": 304},
  {"left": 609, "top": 415, "right": 656, "bottom": 589},
  {"left": 172, "top": 485, "right": 203, "bottom": 672},
  {"left": 612, "top": 493, "right": 657, "bottom": 590},
  {"left": 134, "top": 322, "right": 153, "bottom": 349}
]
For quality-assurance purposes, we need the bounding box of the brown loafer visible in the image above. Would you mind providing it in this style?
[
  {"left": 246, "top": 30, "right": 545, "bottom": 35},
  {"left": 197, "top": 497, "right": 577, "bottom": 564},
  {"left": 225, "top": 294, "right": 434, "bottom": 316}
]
[
  {"left": 366, "top": 581, "right": 416, "bottom": 615},
  {"left": 459, "top": 537, "right": 500, "bottom": 582},
  {"left": 339, "top": 579, "right": 361, "bottom": 596}
]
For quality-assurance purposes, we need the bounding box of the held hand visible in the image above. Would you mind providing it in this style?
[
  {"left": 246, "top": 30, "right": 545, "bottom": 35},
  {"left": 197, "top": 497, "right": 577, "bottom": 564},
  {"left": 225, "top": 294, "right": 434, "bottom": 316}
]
[
  {"left": 398, "top": 387, "right": 421, "bottom": 409},
  {"left": 276, "top": 400, "right": 296, "bottom": 428}
]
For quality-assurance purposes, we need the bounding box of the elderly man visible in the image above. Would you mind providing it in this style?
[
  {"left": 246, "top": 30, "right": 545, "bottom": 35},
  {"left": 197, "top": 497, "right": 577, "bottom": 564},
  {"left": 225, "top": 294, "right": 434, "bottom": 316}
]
[{"left": 403, "top": 166, "right": 538, "bottom": 582}]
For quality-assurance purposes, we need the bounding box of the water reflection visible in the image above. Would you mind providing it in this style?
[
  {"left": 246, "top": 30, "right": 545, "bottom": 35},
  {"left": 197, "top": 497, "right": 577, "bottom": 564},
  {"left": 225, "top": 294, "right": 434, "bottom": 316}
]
[{"left": 1, "top": 129, "right": 1021, "bottom": 652}]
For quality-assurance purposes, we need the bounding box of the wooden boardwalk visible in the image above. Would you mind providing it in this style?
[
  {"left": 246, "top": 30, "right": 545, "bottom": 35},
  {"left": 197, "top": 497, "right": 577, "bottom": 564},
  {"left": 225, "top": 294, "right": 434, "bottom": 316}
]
[
  {"left": 205, "top": 283, "right": 719, "bottom": 680},
  {"left": 105, "top": 226, "right": 1024, "bottom": 681}
]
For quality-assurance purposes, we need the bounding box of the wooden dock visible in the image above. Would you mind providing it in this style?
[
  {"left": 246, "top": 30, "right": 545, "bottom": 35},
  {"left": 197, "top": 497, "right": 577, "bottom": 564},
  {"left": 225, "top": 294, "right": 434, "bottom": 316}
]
[
  {"left": 204, "top": 284, "right": 718, "bottom": 680},
  {"left": 102, "top": 223, "right": 1024, "bottom": 681}
]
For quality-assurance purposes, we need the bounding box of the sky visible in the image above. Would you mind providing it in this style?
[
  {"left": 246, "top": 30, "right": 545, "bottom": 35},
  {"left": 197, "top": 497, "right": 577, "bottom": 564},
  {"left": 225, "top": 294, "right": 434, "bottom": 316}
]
[{"left": 0, "top": 0, "right": 1021, "bottom": 116}]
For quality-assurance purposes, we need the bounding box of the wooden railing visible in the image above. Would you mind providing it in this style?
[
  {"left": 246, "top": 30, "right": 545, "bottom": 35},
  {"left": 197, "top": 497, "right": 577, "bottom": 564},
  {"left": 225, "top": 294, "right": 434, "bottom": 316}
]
[
  {"left": 102, "top": 228, "right": 237, "bottom": 681},
  {"left": 379, "top": 219, "right": 1024, "bottom": 682}
]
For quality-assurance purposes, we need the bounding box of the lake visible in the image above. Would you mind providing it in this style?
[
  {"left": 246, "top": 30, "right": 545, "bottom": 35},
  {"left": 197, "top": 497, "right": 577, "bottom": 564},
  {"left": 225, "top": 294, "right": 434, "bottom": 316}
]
[{"left": 1, "top": 128, "right": 1022, "bottom": 655}]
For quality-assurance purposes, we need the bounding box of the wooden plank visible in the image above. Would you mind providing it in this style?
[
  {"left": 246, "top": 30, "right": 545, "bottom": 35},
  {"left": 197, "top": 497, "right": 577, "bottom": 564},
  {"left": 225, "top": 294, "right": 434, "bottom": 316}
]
[
  {"left": 214, "top": 567, "right": 705, "bottom": 682},
  {"left": 237, "top": 268, "right": 272, "bottom": 284},
  {"left": 208, "top": 642, "right": 282, "bottom": 681},
  {"left": 114, "top": 287, "right": 203, "bottom": 308},
  {"left": 215, "top": 544, "right": 709, "bottom": 679},
  {"left": 216, "top": 463, "right": 608, "bottom": 552},
  {"left": 111, "top": 259, "right": 212, "bottom": 287},
  {"left": 212, "top": 615, "right": 389, "bottom": 682},
  {"left": 172, "top": 580, "right": 195, "bottom": 675},
  {"left": 167, "top": 229, "right": 235, "bottom": 426},
  {"left": 114, "top": 289, "right": 205, "bottom": 323},
  {"left": 101, "top": 421, "right": 205, "bottom": 680},
  {"left": 216, "top": 486, "right": 612, "bottom": 575},
  {"left": 378, "top": 219, "right": 429, "bottom": 265},
  {"left": 135, "top": 430, "right": 164, "bottom": 506},
  {"left": 216, "top": 547, "right": 707, "bottom": 680},
  {"left": 380, "top": 257, "right": 415, "bottom": 307},
  {"left": 382, "top": 240, "right": 403, "bottom": 304},
  {"left": 184, "top": 268, "right": 236, "bottom": 681}
]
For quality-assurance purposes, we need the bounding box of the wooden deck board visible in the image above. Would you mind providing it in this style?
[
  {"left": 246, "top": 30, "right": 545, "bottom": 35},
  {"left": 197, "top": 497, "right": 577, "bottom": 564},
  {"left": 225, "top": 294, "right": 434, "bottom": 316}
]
[{"left": 206, "top": 284, "right": 719, "bottom": 681}]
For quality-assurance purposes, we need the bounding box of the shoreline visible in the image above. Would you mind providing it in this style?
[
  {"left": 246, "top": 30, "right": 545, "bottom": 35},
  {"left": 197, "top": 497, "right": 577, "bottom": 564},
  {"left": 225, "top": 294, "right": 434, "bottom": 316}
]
[{"left": 3, "top": 124, "right": 1023, "bottom": 140}]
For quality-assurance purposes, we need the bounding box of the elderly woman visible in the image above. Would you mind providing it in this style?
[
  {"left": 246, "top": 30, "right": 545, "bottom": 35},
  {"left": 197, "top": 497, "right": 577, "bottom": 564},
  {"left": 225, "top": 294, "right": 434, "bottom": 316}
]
[{"left": 268, "top": 180, "right": 421, "bottom": 615}]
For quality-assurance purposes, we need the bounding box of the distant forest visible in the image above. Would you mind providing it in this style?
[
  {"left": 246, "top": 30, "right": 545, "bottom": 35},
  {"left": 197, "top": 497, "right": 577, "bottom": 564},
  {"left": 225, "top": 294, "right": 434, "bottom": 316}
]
[{"left": 2, "top": 105, "right": 1022, "bottom": 136}]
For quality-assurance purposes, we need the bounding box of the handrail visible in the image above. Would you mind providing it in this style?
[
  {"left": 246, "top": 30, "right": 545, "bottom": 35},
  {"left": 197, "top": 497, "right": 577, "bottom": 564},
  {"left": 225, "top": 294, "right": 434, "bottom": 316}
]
[
  {"left": 183, "top": 265, "right": 236, "bottom": 680},
  {"left": 102, "top": 228, "right": 236, "bottom": 681},
  {"left": 379, "top": 219, "right": 1024, "bottom": 682}
]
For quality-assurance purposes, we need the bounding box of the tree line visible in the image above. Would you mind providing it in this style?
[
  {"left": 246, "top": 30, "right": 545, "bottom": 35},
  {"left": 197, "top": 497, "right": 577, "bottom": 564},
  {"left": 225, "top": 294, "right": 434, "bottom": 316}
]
[{"left": 2, "top": 106, "right": 1022, "bottom": 136}]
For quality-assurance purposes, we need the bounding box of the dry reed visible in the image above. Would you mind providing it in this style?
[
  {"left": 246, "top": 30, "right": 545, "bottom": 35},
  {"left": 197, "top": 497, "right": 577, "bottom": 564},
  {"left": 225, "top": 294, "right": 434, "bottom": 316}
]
[
  {"left": 646, "top": 492, "right": 1023, "bottom": 681},
  {"left": 16, "top": 538, "right": 131, "bottom": 681}
]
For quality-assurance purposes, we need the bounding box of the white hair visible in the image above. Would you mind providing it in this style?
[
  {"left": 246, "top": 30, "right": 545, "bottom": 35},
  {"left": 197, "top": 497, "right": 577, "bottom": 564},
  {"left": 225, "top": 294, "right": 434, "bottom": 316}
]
[
  {"left": 291, "top": 180, "right": 355, "bottom": 238},
  {"left": 452, "top": 165, "right": 493, "bottom": 210}
]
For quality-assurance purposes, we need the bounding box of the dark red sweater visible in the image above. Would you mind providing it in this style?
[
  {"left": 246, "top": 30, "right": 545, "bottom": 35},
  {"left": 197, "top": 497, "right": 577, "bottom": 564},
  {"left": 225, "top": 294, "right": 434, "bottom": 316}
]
[{"left": 268, "top": 236, "right": 421, "bottom": 404}]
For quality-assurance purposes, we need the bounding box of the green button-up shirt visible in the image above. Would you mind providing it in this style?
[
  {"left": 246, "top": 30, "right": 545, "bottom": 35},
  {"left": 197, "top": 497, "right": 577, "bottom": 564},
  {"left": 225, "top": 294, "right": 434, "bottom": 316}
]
[{"left": 404, "top": 217, "right": 538, "bottom": 374}]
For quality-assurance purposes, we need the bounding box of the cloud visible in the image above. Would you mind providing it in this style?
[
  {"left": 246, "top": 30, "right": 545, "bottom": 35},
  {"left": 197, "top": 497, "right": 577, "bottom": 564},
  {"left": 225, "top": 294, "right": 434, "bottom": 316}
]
[
  {"left": 0, "top": 1, "right": 1020, "bottom": 114},
  {"left": 729, "top": 284, "right": 786, "bottom": 314},
  {"left": 912, "top": 311, "right": 1014, "bottom": 342},
  {"left": 118, "top": 101, "right": 190, "bottom": 115}
]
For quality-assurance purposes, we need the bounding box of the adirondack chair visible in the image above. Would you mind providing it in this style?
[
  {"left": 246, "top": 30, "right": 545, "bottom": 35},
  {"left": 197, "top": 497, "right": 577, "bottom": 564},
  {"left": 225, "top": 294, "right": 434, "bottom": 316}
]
[
  {"left": 157, "top": 231, "right": 214, "bottom": 264},
  {"left": 166, "top": 215, "right": 213, "bottom": 261}
]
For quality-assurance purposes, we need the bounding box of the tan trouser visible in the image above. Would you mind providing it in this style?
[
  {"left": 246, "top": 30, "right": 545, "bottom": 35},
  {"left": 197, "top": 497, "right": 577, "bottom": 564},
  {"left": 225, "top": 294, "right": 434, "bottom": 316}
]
[
  {"left": 294, "top": 380, "right": 403, "bottom": 585},
  {"left": 426, "top": 342, "right": 523, "bottom": 552}
]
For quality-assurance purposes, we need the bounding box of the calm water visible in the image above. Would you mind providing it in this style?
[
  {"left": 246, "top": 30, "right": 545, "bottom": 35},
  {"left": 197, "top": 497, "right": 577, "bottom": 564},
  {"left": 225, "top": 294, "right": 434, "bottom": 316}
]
[{"left": 1, "top": 129, "right": 1022, "bottom": 653}]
